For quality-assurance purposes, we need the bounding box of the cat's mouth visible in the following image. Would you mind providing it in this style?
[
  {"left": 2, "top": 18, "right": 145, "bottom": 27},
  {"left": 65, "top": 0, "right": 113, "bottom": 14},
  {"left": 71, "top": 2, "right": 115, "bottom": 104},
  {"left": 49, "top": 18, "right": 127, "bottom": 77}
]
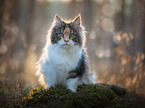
[{"left": 61, "top": 44, "right": 72, "bottom": 48}]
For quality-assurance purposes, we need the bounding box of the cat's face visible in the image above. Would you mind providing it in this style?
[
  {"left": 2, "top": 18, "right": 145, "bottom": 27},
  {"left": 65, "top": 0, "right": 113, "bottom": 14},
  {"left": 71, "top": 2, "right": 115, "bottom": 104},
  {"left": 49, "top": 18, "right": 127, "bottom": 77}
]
[{"left": 50, "top": 14, "right": 83, "bottom": 49}]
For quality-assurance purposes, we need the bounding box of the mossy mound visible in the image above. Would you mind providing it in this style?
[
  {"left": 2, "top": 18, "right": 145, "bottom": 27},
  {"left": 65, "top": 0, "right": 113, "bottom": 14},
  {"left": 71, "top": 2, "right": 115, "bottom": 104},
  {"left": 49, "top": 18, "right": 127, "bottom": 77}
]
[{"left": 20, "top": 84, "right": 136, "bottom": 108}]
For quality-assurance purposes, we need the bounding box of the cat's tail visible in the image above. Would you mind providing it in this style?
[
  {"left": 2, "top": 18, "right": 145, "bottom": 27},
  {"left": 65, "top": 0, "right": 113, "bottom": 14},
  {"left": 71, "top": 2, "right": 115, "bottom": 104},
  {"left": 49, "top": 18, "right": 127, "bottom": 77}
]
[
  {"left": 100, "top": 83, "right": 127, "bottom": 96},
  {"left": 81, "top": 73, "right": 97, "bottom": 85}
]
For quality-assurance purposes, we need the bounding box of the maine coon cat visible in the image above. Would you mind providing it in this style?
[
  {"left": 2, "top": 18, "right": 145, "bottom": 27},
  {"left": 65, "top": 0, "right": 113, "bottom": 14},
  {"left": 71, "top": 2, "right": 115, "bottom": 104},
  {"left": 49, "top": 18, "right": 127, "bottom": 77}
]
[{"left": 36, "top": 14, "right": 94, "bottom": 92}]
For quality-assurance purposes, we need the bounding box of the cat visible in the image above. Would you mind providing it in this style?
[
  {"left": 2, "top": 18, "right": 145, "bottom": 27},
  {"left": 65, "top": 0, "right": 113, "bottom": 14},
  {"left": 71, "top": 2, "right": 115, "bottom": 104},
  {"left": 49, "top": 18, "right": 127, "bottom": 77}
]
[{"left": 36, "top": 14, "right": 94, "bottom": 92}]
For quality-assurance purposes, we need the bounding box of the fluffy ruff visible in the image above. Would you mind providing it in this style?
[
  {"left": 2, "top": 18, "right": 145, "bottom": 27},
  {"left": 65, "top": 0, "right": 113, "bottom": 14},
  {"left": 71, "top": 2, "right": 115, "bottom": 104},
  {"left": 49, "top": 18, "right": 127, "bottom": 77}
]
[{"left": 36, "top": 44, "right": 94, "bottom": 92}]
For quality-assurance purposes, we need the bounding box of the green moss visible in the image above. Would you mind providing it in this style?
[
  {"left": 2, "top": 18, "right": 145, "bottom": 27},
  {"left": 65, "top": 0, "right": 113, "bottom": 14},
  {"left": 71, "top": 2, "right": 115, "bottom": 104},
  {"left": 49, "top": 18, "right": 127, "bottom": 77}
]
[{"left": 20, "top": 84, "right": 136, "bottom": 108}]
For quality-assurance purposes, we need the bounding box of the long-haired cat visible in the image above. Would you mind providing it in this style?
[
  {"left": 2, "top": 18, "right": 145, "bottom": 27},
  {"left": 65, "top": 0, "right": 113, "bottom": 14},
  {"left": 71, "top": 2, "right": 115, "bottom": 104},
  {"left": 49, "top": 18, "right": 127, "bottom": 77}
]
[{"left": 36, "top": 14, "right": 94, "bottom": 92}]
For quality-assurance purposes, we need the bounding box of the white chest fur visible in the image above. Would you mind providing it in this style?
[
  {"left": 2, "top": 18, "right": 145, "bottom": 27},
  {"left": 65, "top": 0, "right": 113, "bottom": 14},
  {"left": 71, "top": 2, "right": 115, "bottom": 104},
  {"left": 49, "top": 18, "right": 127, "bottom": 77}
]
[
  {"left": 48, "top": 45, "right": 82, "bottom": 71},
  {"left": 42, "top": 44, "right": 82, "bottom": 87}
]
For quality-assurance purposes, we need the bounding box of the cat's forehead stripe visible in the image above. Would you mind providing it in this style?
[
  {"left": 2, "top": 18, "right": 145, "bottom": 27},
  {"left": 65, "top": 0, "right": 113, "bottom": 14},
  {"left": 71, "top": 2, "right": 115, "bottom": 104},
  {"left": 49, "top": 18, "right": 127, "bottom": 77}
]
[{"left": 63, "top": 26, "right": 70, "bottom": 35}]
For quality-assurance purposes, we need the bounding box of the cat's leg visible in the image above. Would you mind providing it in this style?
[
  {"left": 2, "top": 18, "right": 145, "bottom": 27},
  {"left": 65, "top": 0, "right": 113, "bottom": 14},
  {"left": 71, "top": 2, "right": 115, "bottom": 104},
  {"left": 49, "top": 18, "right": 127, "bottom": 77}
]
[
  {"left": 45, "top": 69, "right": 57, "bottom": 89},
  {"left": 44, "top": 72, "right": 56, "bottom": 89},
  {"left": 66, "top": 77, "right": 79, "bottom": 92},
  {"left": 38, "top": 65, "right": 56, "bottom": 89}
]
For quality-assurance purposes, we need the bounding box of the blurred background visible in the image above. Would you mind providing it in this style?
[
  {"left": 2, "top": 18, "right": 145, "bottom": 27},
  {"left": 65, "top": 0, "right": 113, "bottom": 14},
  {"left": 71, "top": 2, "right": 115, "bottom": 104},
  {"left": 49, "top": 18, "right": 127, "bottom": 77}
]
[{"left": 0, "top": 0, "right": 145, "bottom": 101}]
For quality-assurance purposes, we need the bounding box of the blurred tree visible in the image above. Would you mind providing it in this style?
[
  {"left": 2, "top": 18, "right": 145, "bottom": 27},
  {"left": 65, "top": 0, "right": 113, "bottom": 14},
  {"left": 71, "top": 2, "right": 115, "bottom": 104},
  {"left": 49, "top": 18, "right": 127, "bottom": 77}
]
[
  {"left": 0, "top": 0, "right": 18, "bottom": 64},
  {"left": 83, "top": 0, "right": 93, "bottom": 32},
  {"left": 0, "top": 0, "right": 36, "bottom": 84}
]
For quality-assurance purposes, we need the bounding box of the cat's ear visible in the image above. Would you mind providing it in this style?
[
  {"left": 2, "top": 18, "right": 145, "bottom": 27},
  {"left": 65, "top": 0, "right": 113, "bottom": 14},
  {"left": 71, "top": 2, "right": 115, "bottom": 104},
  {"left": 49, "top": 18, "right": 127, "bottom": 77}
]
[
  {"left": 54, "top": 14, "right": 62, "bottom": 26},
  {"left": 73, "top": 14, "right": 81, "bottom": 27}
]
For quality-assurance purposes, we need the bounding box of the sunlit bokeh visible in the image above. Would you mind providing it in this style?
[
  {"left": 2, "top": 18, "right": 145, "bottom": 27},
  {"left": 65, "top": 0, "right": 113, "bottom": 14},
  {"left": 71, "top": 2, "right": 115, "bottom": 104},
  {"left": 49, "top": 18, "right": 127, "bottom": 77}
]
[{"left": 0, "top": 0, "right": 145, "bottom": 102}]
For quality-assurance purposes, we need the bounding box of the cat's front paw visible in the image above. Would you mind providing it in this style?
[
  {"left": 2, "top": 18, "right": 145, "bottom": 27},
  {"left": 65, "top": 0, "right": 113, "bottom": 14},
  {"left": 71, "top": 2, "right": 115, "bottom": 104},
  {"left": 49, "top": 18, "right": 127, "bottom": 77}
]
[
  {"left": 67, "top": 77, "right": 79, "bottom": 93},
  {"left": 44, "top": 84, "right": 54, "bottom": 89},
  {"left": 44, "top": 86, "right": 49, "bottom": 89},
  {"left": 68, "top": 87, "right": 77, "bottom": 92}
]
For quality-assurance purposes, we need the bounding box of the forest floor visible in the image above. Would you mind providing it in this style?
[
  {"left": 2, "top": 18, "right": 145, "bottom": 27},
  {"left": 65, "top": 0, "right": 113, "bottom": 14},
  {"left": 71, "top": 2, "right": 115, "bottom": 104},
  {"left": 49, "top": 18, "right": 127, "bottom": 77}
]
[{"left": 0, "top": 82, "right": 145, "bottom": 108}]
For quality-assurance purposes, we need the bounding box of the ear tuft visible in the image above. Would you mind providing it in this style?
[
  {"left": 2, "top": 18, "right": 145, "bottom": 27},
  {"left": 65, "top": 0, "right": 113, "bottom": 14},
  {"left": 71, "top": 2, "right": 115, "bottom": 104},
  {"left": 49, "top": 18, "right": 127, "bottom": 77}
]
[
  {"left": 54, "top": 14, "right": 62, "bottom": 26},
  {"left": 54, "top": 14, "right": 61, "bottom": 21},
  {"left": 73, "top": 14, "right": 81, "bottom": 26}
]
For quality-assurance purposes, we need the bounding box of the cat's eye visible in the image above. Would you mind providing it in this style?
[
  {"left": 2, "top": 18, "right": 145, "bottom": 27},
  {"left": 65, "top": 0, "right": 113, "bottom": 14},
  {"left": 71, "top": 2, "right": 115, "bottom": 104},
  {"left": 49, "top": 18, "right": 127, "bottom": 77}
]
[
  {"left": 70, "top": 34, "right": 76, "bottom": 38},
  {"left": 56, "top": 33, "right": 63, "bottom": 37}
]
